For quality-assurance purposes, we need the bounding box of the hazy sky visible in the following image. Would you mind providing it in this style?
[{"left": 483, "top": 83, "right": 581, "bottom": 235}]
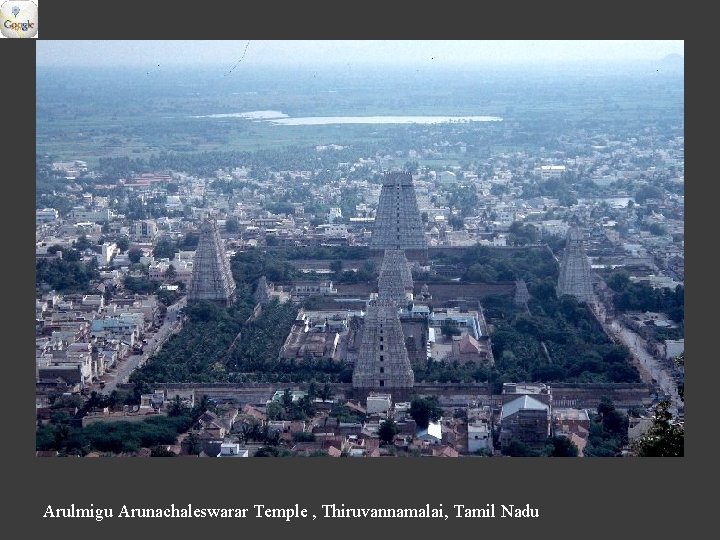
[{"left": 36, "top": 40, "right": 684, "bottom": 68}]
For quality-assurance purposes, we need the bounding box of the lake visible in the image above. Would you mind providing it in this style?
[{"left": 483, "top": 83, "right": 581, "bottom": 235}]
[{"left": 192, "top": 110, "right": 503, "bottom": 125}]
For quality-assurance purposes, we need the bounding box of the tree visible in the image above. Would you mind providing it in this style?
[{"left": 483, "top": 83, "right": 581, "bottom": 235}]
[
  {"left": 584, "top": 397, "right": 629, "bottom": 456},
  {"left": 503, "top": 439, "right": 540, "bottom": 457},
  {"left": 441, "top": 321, "right": 461, "bottom": 338},
  {"left": 318, "top": 383, "right": 333, "bottom": 401},
  {"left": 116, "top": 236, "right": 130, "bottom": 253},
  {"left": 632, "top": 400, "right": 684, "bottom": 457},
  {"left": 164, "top": 264, "right": 177, "bottom": 281},
  {"left": 150, "top": 446, "right": 176, "bottom": 457},
  {"left": 128, "top": 247, "right": 143, "bottom": 264},
  {"left": 167, "top": 395, "right": 188, "bottom": 417},
  {"left": 329, "top": 259, "right": 344, "bottom": 274},
  {"left": 648, "top": 223, "right": 667, "bottom": 236},
  {"left": 409, "top": 396, "right": 443, "bottom": 429},
  {"left": 74, "top": 235, "right": 92, "bottom": 252},
  {"left": 153, "top": 238, "right": 176, "bottom": 260},
  {"left": 634, "top": 185, "right": 663, "bottom": 204},
  {"left": 225, "top": 217, "right": 240, "bottom": 233},
  {"left": 448, "top": 215, "right": 464, "bottom": 230},
  {"left": 597, "top": 397, "right": 629, "bottom": 443},
  {"left": 378, "top": 419, "right": 398, "bottom": 445},
  {"left": 266, "top": 401, "right": 284, "bottom": 421},
  {"left": 544, "top": 435, "right": 579, "bottom": 457}
]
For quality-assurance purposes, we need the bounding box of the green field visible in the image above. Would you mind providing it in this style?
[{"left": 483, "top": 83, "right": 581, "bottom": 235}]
[{"left": 36, "top": 65, "right": 683, "bottom": 165}]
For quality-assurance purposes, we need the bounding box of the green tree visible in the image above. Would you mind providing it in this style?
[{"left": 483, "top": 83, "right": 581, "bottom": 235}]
[
  {"left": 167, "top": 395, "right": 188, "bottom": 417},
  {"left": 632, "top": 400, "right": 684, "bottom": 457},
  {"left": 634, "top": 185, "right": 663, "bottom": 204},
  {"left": 441, "top": 321, "right": 461, "bottom": 338},
  {"left": 544, "top": 435, "right": 579, "bottom": 457},
  {"left": 74, "top": 235, "right": 92, "bottom": 252},
  {"left": 164, "top": 264, "right": 177, "bottom": 281},
  {"left": 409, "top": 396, "right": 442, "bottom": 429},
  {"left": 503, "top": 439, "right": 540, "bottom": 457},
  {"left": 128, "top": 247, "right": 143, "bottom": 264},
  {"left": 225, "top": 217, "right": 240, "bottom": 233},
  {"left": 116, "top": 236, "right": 130, "bottom": 253},
  {"left": 266, "top": 401, "right": 284, "bottom": 421},
  {"left": 378, "top": 419, "right": 398, "bottom": 445},
  {"left": 329, "top": 259, "right": 344, "bottom": 274},
  {"left": 150, "top": 446, "right": 176, "bottom": 457},
  {"left": 292, "top": 432, "right": 315, "bottom": 443},
  {"left": 153, "top": 238, "right": 176, "bottom": 260},
  {"left": 318, "top": 383, "right": 333, "bottom": 401},
  {"left": 448, "top": 215, "right": 464, "bottom": 230}
]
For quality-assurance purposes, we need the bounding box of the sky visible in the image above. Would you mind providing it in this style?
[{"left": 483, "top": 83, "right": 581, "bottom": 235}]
[{"left": 36, "top": 40, "right": 684, "bottom": 68}]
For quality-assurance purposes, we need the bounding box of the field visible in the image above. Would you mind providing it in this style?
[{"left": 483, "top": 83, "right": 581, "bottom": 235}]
[{"left": 36, "top": 64, "right": 683, "bottom": 165}]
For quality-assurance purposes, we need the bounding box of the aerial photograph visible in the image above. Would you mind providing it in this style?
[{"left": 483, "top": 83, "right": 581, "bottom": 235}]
[{"left": 35, "top": 40, "right": 684, "bottom": 458}]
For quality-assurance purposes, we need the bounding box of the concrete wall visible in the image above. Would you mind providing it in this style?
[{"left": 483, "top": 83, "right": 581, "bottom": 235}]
[{"left": 121, "top": 381, "right": 652, "bottom": 410}]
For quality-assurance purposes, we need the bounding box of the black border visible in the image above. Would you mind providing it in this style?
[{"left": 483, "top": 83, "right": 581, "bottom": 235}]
[{"left": 11, "top": 4, "right": 704, "bottom": 536}]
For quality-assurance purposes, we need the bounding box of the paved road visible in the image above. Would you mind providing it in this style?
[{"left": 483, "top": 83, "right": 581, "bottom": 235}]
[
  {"left": 100, "top": 296, "right": 186, "bottom": 394},
  {"left": 606, "top": 318, "right": 682, "bottom": 416},
  {"left": 591, "top": 301, "right": 681, "bottom": 412}
]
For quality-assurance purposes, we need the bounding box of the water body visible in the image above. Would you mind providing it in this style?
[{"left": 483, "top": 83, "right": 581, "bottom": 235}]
[
  {"left": 193, "top": 110, "right": 288, "bottom": 120},
  {"left": 267, "top": 115, "right": 503, "bottom": 125},
  {"left": 192, "top": 110, "right": 503, "bottom": 125}
]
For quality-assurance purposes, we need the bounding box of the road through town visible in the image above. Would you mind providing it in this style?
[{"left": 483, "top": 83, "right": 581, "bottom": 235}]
[
  {"left": 607, "top": 319, "right": 682, "bottom": 416},
  {"left": 100, "top": 296, "right": 186, "bottom": 395}
]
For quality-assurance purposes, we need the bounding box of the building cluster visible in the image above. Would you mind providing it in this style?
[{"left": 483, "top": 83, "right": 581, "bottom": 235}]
[
  {"left": 37, "top": 126, "right": 683, "bottom": 290},
  {"left": 103, "top": 381, "right": 605, "bottom": 457},
  {"left": 36, "top": 289, "right": 159, "bottom": 394},
  {"left": 35, "top": 113, "right": 683, "bottom": 455}
]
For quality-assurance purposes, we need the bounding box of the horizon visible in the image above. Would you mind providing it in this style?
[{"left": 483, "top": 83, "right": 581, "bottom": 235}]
[{"left": 36, "top": 40, "right": 684, "bottom": 69}]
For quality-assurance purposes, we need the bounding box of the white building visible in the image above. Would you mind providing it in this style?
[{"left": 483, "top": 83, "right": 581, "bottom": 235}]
[
  {"left": 36, "top": 208, "right": 59, "bottom": 223},
  {"left": 218, "top": 443, "right": 249, "bottom": 457},
  {"left": 468, "top": 422, "right": 492, "bottom": 453},
  {"left": 328, "top": 207, "right": 343, "bottom": 222},
  {"left": 536, "top": 165, "right": 566, "bottom": 179},
  {"left": 133, "top": 220, "right": 158, "bottom": 240},
  {"left": 95, "top": 243, "right": 118, "bottom": 266},
  {"left": 70, "top": 207, "right": 115, "bottom": 223},
  {"left": 318, "top": 224, "right": 348, "bottom": 238},
  {"left": 417, "top": 420, "right": 442, "bottom": 444},
  {"left": 665, "top": 339, "right": 685, "bottom": 360},
  {"left": 366, "top": 394, "right": 392, "bottom": 415}
]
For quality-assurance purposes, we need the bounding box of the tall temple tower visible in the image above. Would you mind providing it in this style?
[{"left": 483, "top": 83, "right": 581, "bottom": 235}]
[
  {"left": 352, "top": 291, "right": 415, "bottom": 396},
  {"left": 188, "top": 219, "right": 236, "bottom": 306},
  {"left": 557, "top": 227, "right": 594, "bottom": 303},
  {"left": 378, "top": 249, "right": 414, "bottom": 307},
  {"left": 370, "top": 171, "right": 426, "bottom": 257}
]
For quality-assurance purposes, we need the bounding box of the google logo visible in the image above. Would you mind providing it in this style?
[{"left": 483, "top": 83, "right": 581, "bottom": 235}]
[
  {"left": 4, "top": 19, "right": 34, "bottom": 31},
  {"left": 0, "top": 1, "right": 38, "bottom": 38}
]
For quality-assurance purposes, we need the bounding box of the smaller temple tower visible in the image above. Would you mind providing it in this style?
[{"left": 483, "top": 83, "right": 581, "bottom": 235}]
[
  {"left": 557, "top": 227, "right": 594, "bottom": 303},
  {"left": 514, "top": 279, "right": 531, "bottom": 306},
  {"left": 188, "top": 219, "right": 236, "bottom": 306}
]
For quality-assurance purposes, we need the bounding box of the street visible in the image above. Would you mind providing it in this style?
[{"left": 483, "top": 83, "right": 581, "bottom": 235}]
[
  {"left": 99, "top": 296, "right": 186, "bottom": 395},
  {"left": 607, "top": 318, "right": 682, "bottom": 416}
]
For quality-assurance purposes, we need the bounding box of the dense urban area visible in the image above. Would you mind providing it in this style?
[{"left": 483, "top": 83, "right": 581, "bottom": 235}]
[{"left": 36, "top": 59, "right": 684, "bottom": 458}]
